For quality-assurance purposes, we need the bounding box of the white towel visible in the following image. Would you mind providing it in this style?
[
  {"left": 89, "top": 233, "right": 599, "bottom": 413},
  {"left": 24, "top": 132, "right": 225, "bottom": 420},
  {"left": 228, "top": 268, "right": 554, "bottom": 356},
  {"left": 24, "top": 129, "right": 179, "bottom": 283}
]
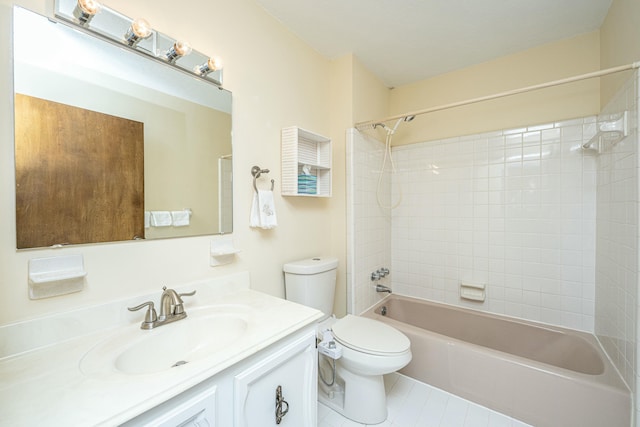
[
  {"left": 144, "top": 211, "right": 151, "bottom": 229},
  {"left": 171, "top": 210, "right": 190, "bottom": 227},
  {"left": 250, "top": 190, "right": 277, "bottom": 229},
  {"left": 150, "top": 211, "right": 172, "bottom": 227}
]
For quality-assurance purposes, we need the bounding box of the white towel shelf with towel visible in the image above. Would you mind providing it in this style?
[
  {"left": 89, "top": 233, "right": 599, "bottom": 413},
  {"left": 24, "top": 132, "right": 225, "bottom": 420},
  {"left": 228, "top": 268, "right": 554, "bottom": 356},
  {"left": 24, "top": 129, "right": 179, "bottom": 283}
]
[{"left": 281, "top": 126, "right": 332, "bottom": 197}]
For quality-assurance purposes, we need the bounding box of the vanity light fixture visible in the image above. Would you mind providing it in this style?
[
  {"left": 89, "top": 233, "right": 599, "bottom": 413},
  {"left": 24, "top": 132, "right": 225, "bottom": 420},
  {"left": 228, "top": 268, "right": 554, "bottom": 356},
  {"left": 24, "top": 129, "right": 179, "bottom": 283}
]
[
  {"left": 123, "top": 18, "right": 152, "bottom": 47},
  {"left": 54, "top": 0, "right": 223, "bottom": 85},
  {"left": 73, "top": 0, "right": 100, "bottom": 25},
  {"left": 164, "top": 40, "right": 192, "bottom": 63},
  {"left": 194, "top": 57, "right": 222, "bottom": 76}
]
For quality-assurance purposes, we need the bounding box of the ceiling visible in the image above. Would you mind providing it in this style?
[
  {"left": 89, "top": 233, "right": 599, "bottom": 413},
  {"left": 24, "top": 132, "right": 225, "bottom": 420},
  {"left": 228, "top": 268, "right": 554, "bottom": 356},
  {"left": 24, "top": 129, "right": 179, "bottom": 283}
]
[{"left": 253, "top": 0, "right": 613, "bottom": 88}]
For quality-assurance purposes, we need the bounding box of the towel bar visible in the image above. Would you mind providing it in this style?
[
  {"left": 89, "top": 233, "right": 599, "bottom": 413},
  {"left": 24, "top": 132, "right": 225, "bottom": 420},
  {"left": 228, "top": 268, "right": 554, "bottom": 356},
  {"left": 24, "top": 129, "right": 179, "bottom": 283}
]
[{"left": 251, "top": 165, "right": 275, "bottom": 192}]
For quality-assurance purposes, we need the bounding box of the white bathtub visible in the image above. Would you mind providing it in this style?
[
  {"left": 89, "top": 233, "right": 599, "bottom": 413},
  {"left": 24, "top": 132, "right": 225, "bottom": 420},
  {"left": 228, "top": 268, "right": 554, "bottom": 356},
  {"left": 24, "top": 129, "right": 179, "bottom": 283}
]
[{"left": 362, "top": 294, "right": 631, "bottom": 427}]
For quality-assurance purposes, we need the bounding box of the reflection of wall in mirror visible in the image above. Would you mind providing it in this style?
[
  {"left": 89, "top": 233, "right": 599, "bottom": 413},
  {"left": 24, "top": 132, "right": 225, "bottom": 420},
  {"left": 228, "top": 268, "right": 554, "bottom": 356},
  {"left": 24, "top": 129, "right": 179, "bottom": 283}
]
[
  {"left": 14, "top": 63, "right": 231, "bottom": 243},
  {"left": 219, "top": 156, "right": 233, "bottom": 233}
]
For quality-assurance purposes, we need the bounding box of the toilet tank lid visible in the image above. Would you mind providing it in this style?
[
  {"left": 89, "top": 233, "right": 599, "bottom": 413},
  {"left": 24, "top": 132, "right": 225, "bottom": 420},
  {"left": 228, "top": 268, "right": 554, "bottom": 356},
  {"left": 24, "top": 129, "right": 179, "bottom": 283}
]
[{"left": 283, "top": 257, "right": 338, "bottom": 274}]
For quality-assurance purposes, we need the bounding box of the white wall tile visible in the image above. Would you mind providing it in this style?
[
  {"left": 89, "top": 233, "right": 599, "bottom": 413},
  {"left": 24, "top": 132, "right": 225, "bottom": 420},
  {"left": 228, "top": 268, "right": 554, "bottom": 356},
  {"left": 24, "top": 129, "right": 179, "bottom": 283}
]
[
  {"left": 381, "top": 117, "right": 598, "bottom": 331},
  {"left": 594, "top": 71, "right": 639, "bottom": 398}
]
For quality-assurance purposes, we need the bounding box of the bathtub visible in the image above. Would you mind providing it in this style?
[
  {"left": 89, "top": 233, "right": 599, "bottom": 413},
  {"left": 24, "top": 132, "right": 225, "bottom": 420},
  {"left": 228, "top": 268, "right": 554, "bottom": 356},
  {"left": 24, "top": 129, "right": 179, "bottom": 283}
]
[{"left": 362, "top": 294, "right": 631, "bottom": 427}]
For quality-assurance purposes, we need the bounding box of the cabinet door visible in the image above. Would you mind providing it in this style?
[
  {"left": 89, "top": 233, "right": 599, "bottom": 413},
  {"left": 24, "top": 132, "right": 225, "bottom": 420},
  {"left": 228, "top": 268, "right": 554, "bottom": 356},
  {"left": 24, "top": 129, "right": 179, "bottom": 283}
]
[
  {"left": 234, "top": 331, "right": 317, "bottom": 427},
  {"left": 122, "top": 385, "right": 217, "bottom": 427}
]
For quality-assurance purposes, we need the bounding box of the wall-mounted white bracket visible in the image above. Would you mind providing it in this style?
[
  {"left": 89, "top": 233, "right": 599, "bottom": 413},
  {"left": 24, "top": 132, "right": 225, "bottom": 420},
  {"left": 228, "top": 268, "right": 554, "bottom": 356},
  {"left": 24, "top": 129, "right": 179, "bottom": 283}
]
[
  {"left": 210, "top": 235, "right": 240, "bottom": 267},
  {"left": 28, "top": 254, "right": 87, "bottom": 299},
  {"left": 582, "top": 111, "right": 629, "bottom": 153}
]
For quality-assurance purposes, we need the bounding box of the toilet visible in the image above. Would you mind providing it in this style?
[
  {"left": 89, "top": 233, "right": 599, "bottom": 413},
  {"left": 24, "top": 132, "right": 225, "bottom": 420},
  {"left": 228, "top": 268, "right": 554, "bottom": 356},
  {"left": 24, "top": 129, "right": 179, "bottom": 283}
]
[{"left": 283, "top": 257, "right": 411, "bottom": 425}]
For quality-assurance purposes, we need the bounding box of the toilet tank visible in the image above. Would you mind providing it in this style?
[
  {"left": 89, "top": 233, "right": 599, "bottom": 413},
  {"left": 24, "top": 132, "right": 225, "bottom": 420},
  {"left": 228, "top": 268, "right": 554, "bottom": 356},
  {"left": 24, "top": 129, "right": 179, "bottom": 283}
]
[{"left": 283, "top": 257, "right": 338, "bottom": 318}]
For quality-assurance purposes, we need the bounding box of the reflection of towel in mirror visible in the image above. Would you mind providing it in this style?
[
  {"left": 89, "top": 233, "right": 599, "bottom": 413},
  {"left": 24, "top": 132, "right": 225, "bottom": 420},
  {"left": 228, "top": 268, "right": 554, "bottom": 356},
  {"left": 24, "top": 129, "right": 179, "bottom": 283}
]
[
  {"left": 171, "top": 210, "right": 190, "bottom": 227},
  {"left": 250, "top": 190, "right": 277, "bottom": 229},
  {"left": 150, "top": 211, "right": 172, "bottom": 227}
]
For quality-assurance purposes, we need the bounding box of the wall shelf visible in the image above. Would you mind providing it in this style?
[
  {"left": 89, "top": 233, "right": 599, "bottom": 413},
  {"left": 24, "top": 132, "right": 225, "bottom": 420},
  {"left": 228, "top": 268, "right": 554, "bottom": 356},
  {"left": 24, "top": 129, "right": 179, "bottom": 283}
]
[{"left": 281, "top": 126, "right": 332, "bottom": 197}]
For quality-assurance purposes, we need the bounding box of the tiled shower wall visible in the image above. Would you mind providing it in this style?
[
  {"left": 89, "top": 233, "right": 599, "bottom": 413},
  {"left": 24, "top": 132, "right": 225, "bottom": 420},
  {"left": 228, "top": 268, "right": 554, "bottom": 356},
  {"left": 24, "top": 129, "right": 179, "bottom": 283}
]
[
  {"left": 347, "top": 119, "right": 601, "bottom": 330},
  {"left": 389, "top": 119, "right": 598, "bottom": 332},
  {"left": 593, "top": 71, "right": 638, "bottom": 406},
  {"left": 346, "top": 129, "right": 392, "bottom": 315}
]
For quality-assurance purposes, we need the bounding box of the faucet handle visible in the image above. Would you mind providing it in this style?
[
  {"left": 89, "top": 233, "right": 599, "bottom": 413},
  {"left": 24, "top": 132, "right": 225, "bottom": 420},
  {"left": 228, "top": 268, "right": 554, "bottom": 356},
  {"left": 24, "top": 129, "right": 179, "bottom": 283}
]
[
  {"left": 127, "top": 301, "right": 158, "bottom": 326},
  {"left": 173, "top": 290, "right": 196, "bottom": 315}
]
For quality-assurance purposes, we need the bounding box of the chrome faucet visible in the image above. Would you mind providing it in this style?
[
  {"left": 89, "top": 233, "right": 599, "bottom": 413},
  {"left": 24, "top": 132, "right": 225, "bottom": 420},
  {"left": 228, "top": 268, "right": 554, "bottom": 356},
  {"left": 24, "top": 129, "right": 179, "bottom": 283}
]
[
  {"left": 371, "top": 267, "right": 390, "bottom": 282},
  {"left": 128, "top": 286, "right": 196, "bottom": 330},
  {"left": 375, "top": 284, "right": 392, "bottom": 293}
]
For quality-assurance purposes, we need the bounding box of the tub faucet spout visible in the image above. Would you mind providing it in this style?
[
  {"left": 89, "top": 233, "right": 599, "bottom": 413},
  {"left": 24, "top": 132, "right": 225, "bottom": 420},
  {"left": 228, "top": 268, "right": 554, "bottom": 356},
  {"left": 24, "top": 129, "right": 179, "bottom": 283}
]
[{"left": 376, "top": 284, "right": 392, "bottom": 293}]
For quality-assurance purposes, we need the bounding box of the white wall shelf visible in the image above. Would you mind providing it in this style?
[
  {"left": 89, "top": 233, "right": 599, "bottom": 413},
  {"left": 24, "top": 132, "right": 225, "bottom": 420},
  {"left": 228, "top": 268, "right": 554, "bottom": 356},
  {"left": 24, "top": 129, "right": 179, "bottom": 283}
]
[{"left": 281, "top": 126, "right": 332, "bottom": 197}]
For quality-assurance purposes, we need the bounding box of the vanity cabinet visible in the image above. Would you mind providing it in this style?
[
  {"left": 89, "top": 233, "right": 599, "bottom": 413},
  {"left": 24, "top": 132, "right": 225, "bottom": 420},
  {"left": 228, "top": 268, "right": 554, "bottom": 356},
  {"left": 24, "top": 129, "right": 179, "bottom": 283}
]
[{"left": 123, "top": 326, "right": 317, "bottom": 427}]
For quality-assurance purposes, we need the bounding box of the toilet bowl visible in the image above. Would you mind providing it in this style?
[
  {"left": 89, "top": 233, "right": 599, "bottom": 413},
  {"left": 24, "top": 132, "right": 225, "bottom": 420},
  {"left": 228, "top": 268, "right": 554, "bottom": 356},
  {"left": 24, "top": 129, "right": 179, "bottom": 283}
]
[
  {"left": 332, "top": 315, "right": 411, "bottom": 376},
  {"left": 324, "top": 314, "right": 411, "bottom": 424},
  {"left": 283, "top": 257, "right": 412, "bottom": 425}
]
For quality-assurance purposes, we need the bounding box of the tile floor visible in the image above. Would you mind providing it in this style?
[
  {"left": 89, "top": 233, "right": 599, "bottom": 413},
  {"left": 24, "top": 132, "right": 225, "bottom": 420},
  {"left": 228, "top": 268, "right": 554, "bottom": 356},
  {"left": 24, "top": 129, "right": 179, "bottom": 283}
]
[{"left": 317, "top": 373, "right": 532, "bottom": 427}]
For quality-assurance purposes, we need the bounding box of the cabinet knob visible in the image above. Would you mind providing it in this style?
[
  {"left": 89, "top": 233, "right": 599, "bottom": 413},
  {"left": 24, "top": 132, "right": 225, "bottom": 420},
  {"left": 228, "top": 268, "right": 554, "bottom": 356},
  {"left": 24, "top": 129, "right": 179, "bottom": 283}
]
[{"left": 275, "top": 385, "right": 289, "bottom": 424}]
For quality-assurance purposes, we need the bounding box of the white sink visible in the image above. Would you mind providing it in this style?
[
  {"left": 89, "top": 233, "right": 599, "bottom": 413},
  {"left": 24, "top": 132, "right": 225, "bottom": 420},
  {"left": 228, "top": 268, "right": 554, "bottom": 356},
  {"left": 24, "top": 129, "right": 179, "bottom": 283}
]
[{"left": 80, "top": 305, "right": 252, "bottom": 376}]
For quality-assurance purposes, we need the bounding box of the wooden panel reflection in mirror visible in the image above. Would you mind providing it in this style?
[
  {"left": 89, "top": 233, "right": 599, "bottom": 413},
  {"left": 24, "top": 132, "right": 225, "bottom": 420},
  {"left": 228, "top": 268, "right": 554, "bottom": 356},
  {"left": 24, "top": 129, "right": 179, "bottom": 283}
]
[{"left": 15, "top": 94, "right": 144, "bottom": 248}]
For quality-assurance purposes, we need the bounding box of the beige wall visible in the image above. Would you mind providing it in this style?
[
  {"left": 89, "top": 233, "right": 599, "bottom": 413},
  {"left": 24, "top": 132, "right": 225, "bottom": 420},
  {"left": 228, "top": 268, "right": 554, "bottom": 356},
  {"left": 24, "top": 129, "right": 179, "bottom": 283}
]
[
  {"left": 0, "top": 0, "right": 339, "bottom": 325},
  {"left": 600, "top": 0, "right": 640, "bottom": 106},
  {"left": 328, "top": 54, "right": 389, "bottom": 316},
  {"left": 388, "top": 32, "right": 601, "bottom": 145}
]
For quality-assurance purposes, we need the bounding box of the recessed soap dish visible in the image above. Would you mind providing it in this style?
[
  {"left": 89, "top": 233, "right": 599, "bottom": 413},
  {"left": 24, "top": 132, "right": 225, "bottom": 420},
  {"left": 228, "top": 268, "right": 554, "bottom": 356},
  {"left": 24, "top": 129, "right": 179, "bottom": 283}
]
[
  {"left": 28, "top": 254, "right": 87, "bottom": 299},
  {"left": 460, "top": 282, "right": 486, "bottom": 302},
  {"left": 210, "top": 236, "right": 240, "bottom": 267}
]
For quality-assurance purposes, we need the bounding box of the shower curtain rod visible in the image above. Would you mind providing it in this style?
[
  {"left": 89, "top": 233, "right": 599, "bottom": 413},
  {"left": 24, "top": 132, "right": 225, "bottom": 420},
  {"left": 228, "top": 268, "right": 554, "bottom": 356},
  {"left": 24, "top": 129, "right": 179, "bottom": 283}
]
[{"left": 354, "top": 61, "right": 640, "bottom": 130}]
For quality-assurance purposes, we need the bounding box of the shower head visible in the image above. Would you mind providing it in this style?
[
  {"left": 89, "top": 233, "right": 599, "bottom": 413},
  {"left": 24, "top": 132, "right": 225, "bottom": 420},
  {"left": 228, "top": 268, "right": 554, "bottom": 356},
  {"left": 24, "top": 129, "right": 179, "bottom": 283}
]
[
  {"left": 355, "top": 122, "right": 387, "bottom": 132},
  {"left": 356, "top": 116, "right": 414, "bottom": 133}
]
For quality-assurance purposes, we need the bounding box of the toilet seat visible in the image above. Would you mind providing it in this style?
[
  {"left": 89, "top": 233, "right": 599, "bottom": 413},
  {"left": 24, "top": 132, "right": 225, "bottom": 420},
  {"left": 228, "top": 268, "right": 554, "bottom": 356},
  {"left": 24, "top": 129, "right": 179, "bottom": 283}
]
[{"left": 332, "top": 315, "right": 410, "bottom": 356}]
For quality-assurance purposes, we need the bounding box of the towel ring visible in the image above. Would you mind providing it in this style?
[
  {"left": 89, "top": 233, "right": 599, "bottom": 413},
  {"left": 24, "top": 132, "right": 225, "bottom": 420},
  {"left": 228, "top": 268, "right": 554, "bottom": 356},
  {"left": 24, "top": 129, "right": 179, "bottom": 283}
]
[{"left": 251, "top": 165, "right": 275, "bottom": 192}]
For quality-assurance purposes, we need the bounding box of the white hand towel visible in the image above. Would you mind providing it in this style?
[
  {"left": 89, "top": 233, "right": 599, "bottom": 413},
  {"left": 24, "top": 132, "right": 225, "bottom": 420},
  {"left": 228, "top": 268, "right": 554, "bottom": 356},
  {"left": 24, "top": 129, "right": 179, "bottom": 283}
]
[
  {"left": 144, "top": 211, "right": 151, "bottom": 229},
  {"left": 250, "top": 190, "right": 277, "bottom": 229},
  {"left": 250, "top": 193, "right": 261, "bottom": 228},
  {"left": 150, "top": 211, "right": 172, "bottom": 227},
  {"left": 171, "top": 210, "right": 190, "bottom": 227}
]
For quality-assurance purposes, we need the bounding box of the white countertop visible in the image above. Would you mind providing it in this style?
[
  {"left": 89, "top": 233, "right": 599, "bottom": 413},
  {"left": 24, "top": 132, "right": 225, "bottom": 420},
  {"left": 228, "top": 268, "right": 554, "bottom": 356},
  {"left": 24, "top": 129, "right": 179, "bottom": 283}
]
[{"left": 0, "top": 272, "right": 322, "bottom": 426}]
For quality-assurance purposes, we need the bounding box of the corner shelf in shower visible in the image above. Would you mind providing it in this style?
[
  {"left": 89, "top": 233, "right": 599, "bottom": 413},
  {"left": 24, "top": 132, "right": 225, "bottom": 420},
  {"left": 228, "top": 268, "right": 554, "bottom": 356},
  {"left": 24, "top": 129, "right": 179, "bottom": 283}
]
[{"left": 281, "top": 126, "right": 332, "bottom": 197}]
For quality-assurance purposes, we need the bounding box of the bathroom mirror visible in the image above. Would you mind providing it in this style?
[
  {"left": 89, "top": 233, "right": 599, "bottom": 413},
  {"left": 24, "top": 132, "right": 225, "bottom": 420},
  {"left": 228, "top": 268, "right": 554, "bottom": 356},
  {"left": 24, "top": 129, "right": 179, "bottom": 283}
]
[{"left": 13, "top": 7, "right": 233, "bottom": 249}]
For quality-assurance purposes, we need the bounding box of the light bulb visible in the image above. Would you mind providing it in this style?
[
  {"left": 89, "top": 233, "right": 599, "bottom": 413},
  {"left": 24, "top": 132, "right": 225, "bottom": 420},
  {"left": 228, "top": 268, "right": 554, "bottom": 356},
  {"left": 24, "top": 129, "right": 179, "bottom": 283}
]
[
  {"left": 194, "top": 57, "right": 222, "bottom": 76},
  {"left": 164, "top": 40, "right": 192, "bottom": 63},
  {"left": 77, "top": 0, "right": 100, "bottom": 14},
  {"left": 73, "top": 0, "right": 101, "bottom": 25},
  {"left": 124, "top": 18, "right": 152, "bottom": 47},
  {"left": 131, "top": 18, "right": 152, "bottom": 38}
]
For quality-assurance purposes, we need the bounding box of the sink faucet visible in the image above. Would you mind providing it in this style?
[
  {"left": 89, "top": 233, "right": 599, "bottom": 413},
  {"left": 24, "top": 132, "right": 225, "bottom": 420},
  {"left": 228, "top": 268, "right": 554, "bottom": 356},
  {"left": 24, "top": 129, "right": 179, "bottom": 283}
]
[{"left": 128, "top": 286, "right": 196, "bottom": 330}]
